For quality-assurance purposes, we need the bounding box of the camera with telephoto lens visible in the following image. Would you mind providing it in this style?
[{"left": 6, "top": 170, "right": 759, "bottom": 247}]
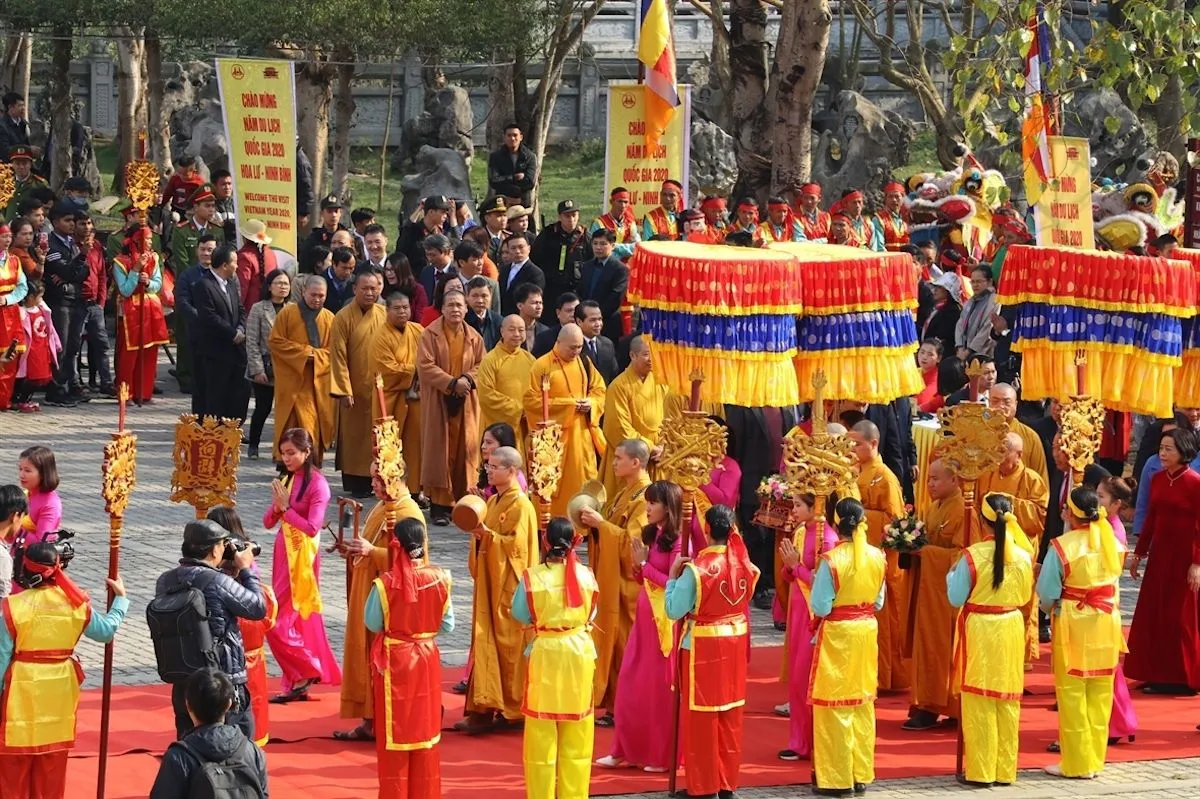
[
  {"left": 13, "top": 528, "right": 78, "bottom": 589},
  {"left": 222, "top": 538, "right": 262, "bottom": 565}
]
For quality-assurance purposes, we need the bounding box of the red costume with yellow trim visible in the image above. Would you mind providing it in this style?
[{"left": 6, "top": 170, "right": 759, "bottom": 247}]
[
  {"left": 113, "top": 227, "right": 169, "bottom": 403},
  {"left": 679, "top": 533, "right": 760, "bottom": 797},
  {"left": 238, "top": 584, "right": 279, "bottom": 747},
  {"left": 0, "top": 247, "right": 24, "bottom": 410},
  {"left": 372, "top": 553, "right": 451, "bottom": 799}
]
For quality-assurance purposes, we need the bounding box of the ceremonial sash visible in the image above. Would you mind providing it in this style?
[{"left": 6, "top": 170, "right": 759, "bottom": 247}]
[
  {"left": 283, "top": 520, "right": 323, "bottom": 619},
  {"left": 644, "top": 581, "right": 674, "bottom": 657}
]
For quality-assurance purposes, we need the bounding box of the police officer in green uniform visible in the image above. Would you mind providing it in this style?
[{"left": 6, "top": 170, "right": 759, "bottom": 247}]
[
  {"left": 3, "top": 145, "right": 48, "bottom": 220},
  {"left": 167, "top": 183, "right": 225, "bottom": 392}
]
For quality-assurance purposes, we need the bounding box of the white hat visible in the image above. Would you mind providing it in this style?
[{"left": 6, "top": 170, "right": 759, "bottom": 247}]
[
  {"left": 240, "top": 218, "right": 272, "bottom": 245},
  {"left": 933, "top": 271, "right": 961, "bottom": 295}
]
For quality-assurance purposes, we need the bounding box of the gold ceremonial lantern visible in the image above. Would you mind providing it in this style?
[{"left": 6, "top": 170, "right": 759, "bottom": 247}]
[
  {"left": 1059, "top": 354, "right": 1106, "bottom": 486},
  {"left": 783, "top": 371, "right": 857, "bottom": 539},
  {"left": 170, "top": 413, "right": 243, "bottom": 518},
  {"left": 567, "top": 479, "right": 607, "bottom": 529},
  {"left": 124, "top": 160, "right": 161, "bottom": 211},
  {"left": 656, "top": 369, "right": 727, "bottom": 534},
  {"left": 0, "top": 163, "right": 14, "bottom": 212}
]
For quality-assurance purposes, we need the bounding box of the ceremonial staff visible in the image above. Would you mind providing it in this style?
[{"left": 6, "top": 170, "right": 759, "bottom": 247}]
[
  {"left": 935, "top": 399, "right": 1006, "bottom": 779},
  {"left": 528, "top": 373, "right": 565, "bottom": 532},
  {"left": 656, "top": 369, "right": 726, "bottom": 797},
  {"left": 371, "top": 373, "right": 408, "bottom": 557},
  {"left": 97, "top": 385, "right": 137, "bottom": 799},
  {"left": 1059, "top": 352, "right": 1105, "bottom": 488}
]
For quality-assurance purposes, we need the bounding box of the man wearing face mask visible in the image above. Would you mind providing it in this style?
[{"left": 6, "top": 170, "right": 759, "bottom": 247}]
[{"left": 61, "top": 177, "right": 91, "bottom": 211}]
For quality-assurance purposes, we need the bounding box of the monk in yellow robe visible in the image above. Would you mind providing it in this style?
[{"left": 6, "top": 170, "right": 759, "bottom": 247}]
[
  {"left": 978, "top": 431, "right": 1049, "bottom": 663},
  {"left": 330, "top": 269, "right": 387, "bottom": 495},
  {"left": 599, "top": 336, "right": 667, "bottom": 497},
  {"left": 850, "top": 419, "right": 910, "bottom": 692},
  {"left": 576, "top": 438, "right": 652, "bottom": 720},
  {"left": 456, "top": 445, "right": 539, "bottom": 732},
  {"left": 372, "top": 291, "right": 425, "bottom": 493},
  {"left": 989, "top": 383, "right": 1049, "bottom": 486},
  {"left": 523, "top": 324, "right": 607, "bottom": 516},
  {"left": 268, "top": 276, "right": 335, "bottom": 464},
  {"left": 478, "top": 314, "right": 536, "bottom": 456},
  {"left": 903, "top": 458, "right": 964, "bottom": 730},
  {"left": 335, "top": 468, "right": 424, "bottom": 738}
]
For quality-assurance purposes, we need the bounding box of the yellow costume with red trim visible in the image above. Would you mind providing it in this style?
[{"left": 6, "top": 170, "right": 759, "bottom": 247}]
[
  {"left": 810, "top": 538, "right": 886, "bottom": 792},
  {"left": 372, "top": 561, "right": 452, "bottom": 798},
  {"left": 520, "top": 557, "right": 599, "bottom": 799},
  {"left": 952, "top": 535, "right": 1033, "bottom": 786}
]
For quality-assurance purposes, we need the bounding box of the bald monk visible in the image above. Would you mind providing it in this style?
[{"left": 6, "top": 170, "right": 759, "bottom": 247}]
[
  {"left": 478, "top": 315, "right": 536, "bottom": 456},
  {"left": 268, "top": 276, "right": 335, "bottom": 464},
  {"left": 577, "top": 438, "right": 652, "bottom": 723},
  {"left": 335, "top": 467, "right": 425, "bottom": 740},
  {"left": 331, "top": 269, "right": 388, "bottom": 495},
  {"left": 850, "top": 419, "right": 910, "bottom": 691},
  {"left": 903, "top": 459, "right": 964, "bottom": 730},
  {"left": 372, "top": 291, "right": 425, "bottom": 493},
  {"left": 456, "top": 445, "right": 539, "bottom": 733},
  {"left": 988, "top": 383, "right": 1048, "bottom": 486},
  {"left": 599, "top": 336, "right": 668, "bottom": 497},
  {"left": 523, "top": 324, "right": 607, "bottom": 516},
  {"left": 977, "top": 431, "right": 1049, "bottom": 663}
]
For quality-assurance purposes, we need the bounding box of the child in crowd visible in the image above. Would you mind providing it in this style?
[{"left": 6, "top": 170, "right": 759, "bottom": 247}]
[
  {"left": 0, "top": 484, "right": 23, "bottom": 596},
  {"left": 16, "top": 445, "right": 62, "bottom": 544},
  {"left": 13, "top": 279, "right": 60, "bottom": 413}
]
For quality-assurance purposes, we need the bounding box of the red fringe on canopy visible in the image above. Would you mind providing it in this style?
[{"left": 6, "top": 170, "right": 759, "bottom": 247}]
[{"left": 770, "top": 242, "right": 919, "bottom": 315}]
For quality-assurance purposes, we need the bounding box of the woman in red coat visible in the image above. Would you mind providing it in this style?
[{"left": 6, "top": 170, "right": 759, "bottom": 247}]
[{"left": 1126, "top": 427, "right": 1200, "bottom": 695}]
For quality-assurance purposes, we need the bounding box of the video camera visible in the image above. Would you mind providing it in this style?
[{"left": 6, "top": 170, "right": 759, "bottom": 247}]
[{"left": 13, "top": 528, "right": 78, "bottom": 589}]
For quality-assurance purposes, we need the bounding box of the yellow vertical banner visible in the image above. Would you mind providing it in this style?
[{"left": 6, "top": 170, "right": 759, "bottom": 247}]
[
  {"left": 215, "top": 58, "right": 298, "bottom": 257},
  {"left": 604, "top": 83, "right": 691, "bottom": 218},
  {"left": 1027, "top": 135, "right": 1095, "bottom": 250}
]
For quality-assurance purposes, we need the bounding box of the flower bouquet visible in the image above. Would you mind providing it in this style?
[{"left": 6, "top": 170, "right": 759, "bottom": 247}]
[
  {"left": 752, "top": 474, "right": 796, "bottom": 531},
  {"left": 882, "top": 505, "right": 926, "bottom": 569}
]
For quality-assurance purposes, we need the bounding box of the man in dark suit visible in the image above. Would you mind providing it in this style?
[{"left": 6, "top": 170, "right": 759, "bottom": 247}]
[
  {"left": 0, "top": 92, "right": 31, "bottom": 163},
  {"left": 417, "top": 233, "right": 458, "bottom": 303},
  {"left": 532, "top": 292, "right": 579, "bottom": 357},
  {"left": 515, "top": 283, "right": 548, "bottom": 352},
  {"left": 723, "top": 403, "right": 801, "bottom": 608},
  {"left": 192, "top": 243, "right": 248, "bottom": 422},
  {"left": 945, "top": 354, "right": 997, "bottom": 406},
  {"left": 578, "top": 229, "right": 630, "bottom": 342},
  {"left": 530, "top": 199, "right": 589, "bottom": 324},
  {"left": 497, "top": 234, "right": 544, "bottom": 316},
  {"left": 574, "top": 300, "right": 618, "bottom": 384},
  {"left": 464, "top": 276, "right": 503, "bottom": 350}
]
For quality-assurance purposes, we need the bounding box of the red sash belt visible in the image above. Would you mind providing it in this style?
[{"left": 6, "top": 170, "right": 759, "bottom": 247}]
[
  {"left": 826, "top": 603, "right": 875, "bottom": 622},
  {"left": 14, "top": 648, "right": 84, "bottom": 683},
  {"left": 1061, "top": 585, "right": 1116, "bottom": 614}
]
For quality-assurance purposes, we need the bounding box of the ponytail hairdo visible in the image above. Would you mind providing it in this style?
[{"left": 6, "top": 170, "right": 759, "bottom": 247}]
[
  {"left": 832, "top": 497, "right": 865, "bottom": 537},
  {"left": 393, "top": 517, "right": 426, "bottom": 562},
  {"left": 983, "top": 493, "right": 1013, "bottom": 589},
  {"left": 1068, "top": 486, "right": 1101, "bottom": 522},
  {"left": 544, "top": 517, "right": 575, "bottom": 560}
]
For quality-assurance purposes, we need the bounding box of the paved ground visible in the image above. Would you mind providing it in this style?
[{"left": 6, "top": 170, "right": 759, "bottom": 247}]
[{"left": 5, "top": 362, "right": 1184, "bottom": 799}]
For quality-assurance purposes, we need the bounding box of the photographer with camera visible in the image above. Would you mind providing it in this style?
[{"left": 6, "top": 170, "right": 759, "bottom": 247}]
[
  {"left": 0, "top": 541, "right": 129, "bottom": 796},
  {"left": 150, "top": 520, "right": 267, "bottom": 740}
]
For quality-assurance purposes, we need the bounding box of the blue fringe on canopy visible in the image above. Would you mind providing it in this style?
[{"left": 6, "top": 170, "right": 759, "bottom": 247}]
[
  {"left": 1011, "top": 302, "right": 1183, "bottom": 358},
  {"left": 640, "top": 308, "right": 798, "bottom": 354},
  {"left": 795, "top": 309, "right": 919, "bottom": 353}
]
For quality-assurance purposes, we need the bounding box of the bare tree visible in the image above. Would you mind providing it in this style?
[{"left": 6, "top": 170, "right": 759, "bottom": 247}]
[
  {"left": 112, "top": 26, "right": 147, "bottom": 192},
  {"left": 294, "top": 58, "right": 337, "bottom": 222},
  {"left": 144, "top": 30, "right": 174, "bottom": 177},
  {"left": 330, "top": 44, "right": 357, "bottom": 202},
  {"left": 0, "top": 32, "right": 32, "bottom": 100},
  {"left": 48, "top": 26, "right": 74, "bottom": 190}
]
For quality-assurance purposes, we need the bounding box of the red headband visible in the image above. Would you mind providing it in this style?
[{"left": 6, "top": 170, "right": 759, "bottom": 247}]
[
  {"left": 0, "top": 223, "right": 10, "bottom": 235},
  {"left": 662, "top": 180, "right": 683, "bottom": 192},
  {"left": 843, "top": 190, "right": 864, "bottom": 202},
  {"left": 767, "top": 200, "right": 790, "bottom": 210},
  {"left": 884, "top": 181, "right": 905, "bottom": 194},
  {"left": 24, "top": 557, "right": 89, "bottom": 608},
  {"left": 737, "top": 202, "right": 759, "bottom": 213},
  {"left": 700, "top": 197, "right": 727, "bottom": 210},
  {"left": 800, "top": 183, "right": 822, "bottom": 197},
  {"left": 611, "top": 190, "right": 631, "bottom": 201},
  {"left": 830, "top": 212, "right": 851, "bottom": 223}
]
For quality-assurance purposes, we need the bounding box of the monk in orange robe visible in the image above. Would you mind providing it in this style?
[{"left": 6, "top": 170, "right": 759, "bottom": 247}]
[
  {"left": 903, "top": 458, "right": 964, "bottom": 730},
  {"left": 850, "top": 419, "right": 910, "bottom": 691},
  {"left": 267, "top": 276, "right": 335, "bottom": 464}
]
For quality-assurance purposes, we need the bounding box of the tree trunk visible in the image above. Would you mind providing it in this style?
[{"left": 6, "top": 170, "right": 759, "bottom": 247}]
[
  {"left": 487, "top": 49, "right": 516, "bottom": 150},
  {"left": 707, "top": 0, "right": 733, "bottom": 129},
  {"left": 379, "top": 53, "right": 400, "bottom": 210},
  {"left": 1, "top": 32, "right": 32, "bottom": 100},
  {"left": 330, "top": 47, "right": 356, "bottom": 203},
  {"left": 1154, "top": 0, "right": 1186, "bottom": 159},
  {"left": 527, "top": 61, "right": 563, "bottom": 222},
  {"left": 112, "top": 28, "right": 146, "bottom": 193},
  {"left": 729, "top": 0, "right": 771, "bottom": 201},
  {"left": 512, "top": 47, "right": 533, "bottom": 137},
  {"left": 48, "top": 28, "right": 73, "bottom": 189},
  {"left": 296, "top": 61, "right": 335, "bottom": 222},
  {"left": 144, "top": 31, "right": 173, "bottom": 176},
  {"left": 769, "top": 0, "right": 831, "bottom": 199}
]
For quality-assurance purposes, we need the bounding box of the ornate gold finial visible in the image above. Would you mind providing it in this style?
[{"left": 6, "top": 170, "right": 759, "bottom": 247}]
[
  {"left": 124, "top": 160, "right": 161, "bottom": 211},
  {"left": 170, "top": 414, "right": 242, "bottom": 517},
  {"left": 372, "top": 416, "right": 406, "bottom": 499},
  {"left": 0, "top": 163, "right": 14, "bottom": 211},
  {"left": 965, "top": 358, "right": 989, "bottom": 381},
  {"left": 117, "top": 383, "right": 131, "bottom": 405},
  {"left": 782, "top": 424, "right": 857, "bottom": 505},
  {"left": 1059, "top": 395, "right": 1105, "bottom": 481},
  {"left": 934, "top": 403, "right": 1008, "bottom": 482},
  {"left": 688, "top": 368, "right": 705, "bottom": 383},
  {"left": 102, "top": 431, "right": 138, "bottom": 519}
]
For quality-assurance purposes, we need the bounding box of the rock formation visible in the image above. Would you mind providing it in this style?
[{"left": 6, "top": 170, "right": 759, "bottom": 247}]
[
  {"left": 394, "top": 86, "right": 474, "bottom": 174},
  {"left": 398, "top": 145, "right": 476, "bottom": 225},
  {"left": 810, "top": 91, "right": 915, "bottom": 208},
  {"left": 689, "top": 118, "right": 737, "bottom": 199}
]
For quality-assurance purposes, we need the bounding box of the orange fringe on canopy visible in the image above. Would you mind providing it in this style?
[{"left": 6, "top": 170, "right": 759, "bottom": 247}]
[
  {"left": 794, "top": 349, "right": 924, "bottom": 404},
  {"left": 770, "top": 242, "right": 919, "bottom": 314},
  {"left": 628, "top": 240, "right": 805, "bottom": 315},
  {"left": 1176, "top": 351, "right": 1200, "bottom": 409},
  {"left": 997, "top": 244, "right": 1197, "bottom": 316},
  {"left": 1019, "top": 344, "right": 1176, "bottom": 418},
  {"left": 650, "top": 339, "right": 800, "bottom": 407}
]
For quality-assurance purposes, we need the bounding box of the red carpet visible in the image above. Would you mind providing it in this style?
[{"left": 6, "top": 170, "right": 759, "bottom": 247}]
[{"left": 68, "top": 645, "right": 1200, "bottom": 797}]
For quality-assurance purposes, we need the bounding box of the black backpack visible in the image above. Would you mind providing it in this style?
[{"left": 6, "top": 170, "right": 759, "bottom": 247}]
[
  {"left": 176, "top": 738, "right": 265, "bottom": 799},
  {"left": 146, "top": 569, "right": 220, "bottom": 684}
]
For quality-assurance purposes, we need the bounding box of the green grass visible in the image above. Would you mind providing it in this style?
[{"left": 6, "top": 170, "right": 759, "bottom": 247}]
[{"left": 904, "top": 129, "right": 941, "bottom": 176}]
